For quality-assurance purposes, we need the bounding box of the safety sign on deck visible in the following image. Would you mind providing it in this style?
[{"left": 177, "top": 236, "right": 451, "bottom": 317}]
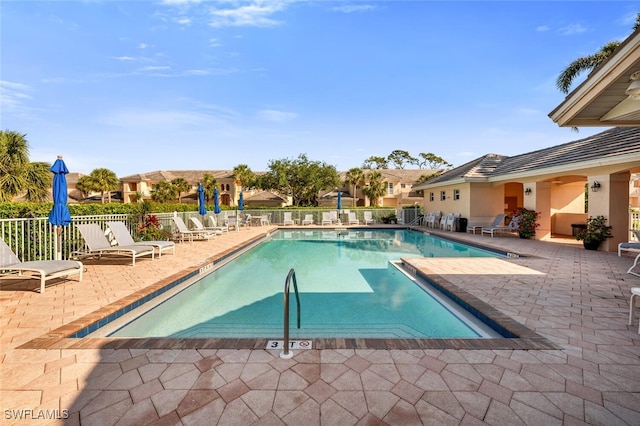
[{"left": 266, "top": 340, "right": 312, "bottom": 350}]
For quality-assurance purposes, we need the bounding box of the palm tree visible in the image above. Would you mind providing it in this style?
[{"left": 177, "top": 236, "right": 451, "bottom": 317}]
[
  {"left": 344, "top": 167, "right": 364, "bottom": 207},
  {"left": 151, "top": 181, "right": 177, "bottom": 203},
  {"left": 171, "top": 178, "right": 189, "bottom": 203},
  {"left": 88, "top": 168, "right": 119, "bottom": 203},
  {"left": 202, "top": 173, "right": 217, "bottom": 203},
  {"left": 362, "top": 170, "right": 386, "bottom": 207},
  {"left": 0, "top": 130, "right": 51, "bottom": 202},
  {"left": 557, "top": 13, "right": 640, "bottom": 94}
]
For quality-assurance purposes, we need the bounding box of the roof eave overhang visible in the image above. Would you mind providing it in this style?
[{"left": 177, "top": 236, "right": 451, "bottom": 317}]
[
  {"left": 489, "top": 152, "right": 640, "bottom": 182},
  {"left": 549, "top": 31, "right": 640, "bottom": 127}
]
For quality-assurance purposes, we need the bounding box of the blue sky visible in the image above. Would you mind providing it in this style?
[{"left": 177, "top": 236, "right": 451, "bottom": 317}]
[{"left": 2, "top": 1, "right": 639, "bottom": 177}]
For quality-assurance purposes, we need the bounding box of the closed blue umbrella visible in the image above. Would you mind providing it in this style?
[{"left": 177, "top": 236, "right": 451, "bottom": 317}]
[
  {"left": 213, "top": 188, "right": 221, "bottom": 214},
  {"left": 48, "top": 156, "right": 72, "bottom": 260},
  {"left": 198, "top": 184, "right": 206, "bottom": 216},
  {"left": 337, "top": 191, "right": 342, "bottom": 212},
  {"left": 238, "top": 192, "right": 244, "bottom": 211}
]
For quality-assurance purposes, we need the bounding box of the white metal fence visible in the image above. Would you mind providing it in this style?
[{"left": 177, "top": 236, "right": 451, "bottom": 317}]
[{"left": 2, "top": 209, "right": 637, "bottom": 262}]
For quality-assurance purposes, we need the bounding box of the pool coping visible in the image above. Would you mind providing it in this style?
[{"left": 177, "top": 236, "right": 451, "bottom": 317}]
[{"left": 18, "top": 228, "right": 558, "bottom": 351}]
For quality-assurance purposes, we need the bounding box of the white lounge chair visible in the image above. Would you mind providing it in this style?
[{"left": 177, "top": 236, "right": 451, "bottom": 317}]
[
  {"left": 321, "top": 212, "right": 332, "bottom": 226},
  {"left": 348, "top": 212, "right": 359, "bottom": 225},
  {"left": 190, "top": 217, "right": 223, "bottom": 235},
  {"left": 467, "top": 214, "right": 506, "bottom": 235},
  {"left": 618, "top": 230, "right": 640, "bottom": 257},
  {"left": 208, "top": 215, "right": 229, "bottom": 233},
  {"left": 283, "top": 212, "right": 295, "bottom": 226},
  {"left": 172, "top": 217, "right": 216, "bottom": 242},
  {"left": 363, "top": 211, "right": 375, "bottom": 225},
  {"left": 259, "top": 214, "right": 271, "bottom": 226},
  {"left": 330, "top": 210, "right": 340, "bottom": 225},
  {"left": 0, "top": 239, "right": 83, "bottom": 293},
  {"left": 481, "top": 216, "right": 520, "bottom": 238},
  {"left": 74, "top": 223, "right": 155, "bottom": 265},
  {"left": 107, "top": 221, "right": 176, "bottom": 258},
  {"left": 301, "top": 214, "right": 314, "bottom": 226}
]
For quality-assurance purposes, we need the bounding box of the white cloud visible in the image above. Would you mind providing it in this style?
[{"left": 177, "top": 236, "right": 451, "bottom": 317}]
[
  {"left": 536, "top": 25, "right": 549, "bottom": 32},
  {"left": 332, "top": 4, "right": 378, "bottom": 13},
  {"left": 0, "top": 80, "right": 34, "bottom": 116},
  {"left": 257, "top": 109, "right": 298, "bottom": 122},
  {"left": 558, "top": 24, "right": 587, "bottom": 35},
  {"left": 208, "top": 1, "right": 288, "bottom": 28},
  {"left": 176, "top": 16, "right": 192, "bottom": 25},
  {"left": 113, "top": 56, "right": 137, "bottom": 61},
  {"left": 209, "top": 38, "right": 222, "bottom": 47}
]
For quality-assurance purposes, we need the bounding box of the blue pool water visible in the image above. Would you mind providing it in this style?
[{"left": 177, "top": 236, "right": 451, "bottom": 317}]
[{"left": 108, "top": 229, "right": 500, "bottom": 339}]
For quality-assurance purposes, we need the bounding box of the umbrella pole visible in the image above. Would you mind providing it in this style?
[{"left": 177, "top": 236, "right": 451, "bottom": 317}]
[{"left": 55, "top": 226, "right": 62, "bottom": 260}]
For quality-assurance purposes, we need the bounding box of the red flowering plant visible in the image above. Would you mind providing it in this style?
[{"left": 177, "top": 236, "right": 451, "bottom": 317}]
[
  {"left": 137, "top": 214, "right": 171, "bottom": 241},
  {"left": 512, "top": 208, "right": 540, "bottom": 239}
]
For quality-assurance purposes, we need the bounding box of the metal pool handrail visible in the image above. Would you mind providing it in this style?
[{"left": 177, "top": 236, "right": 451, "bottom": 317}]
[{"left": 281, "top": 268, "right": 301, "bottom": 359}]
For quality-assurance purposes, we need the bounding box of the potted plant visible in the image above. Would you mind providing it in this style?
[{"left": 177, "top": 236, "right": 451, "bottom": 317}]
[
  {"left": 381, "top": 213, "right": 397, "bottom": 224},
  {"left": 576, "top": 215, "right": 613, "bottom": 250},
  {"left": 512, "top": 208, "right": 540, "bottom": 239}
]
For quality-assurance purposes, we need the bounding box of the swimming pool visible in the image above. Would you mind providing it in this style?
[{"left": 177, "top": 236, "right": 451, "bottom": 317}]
[{"left": 101, "top": 229, "right": 502, "bottom": 340}]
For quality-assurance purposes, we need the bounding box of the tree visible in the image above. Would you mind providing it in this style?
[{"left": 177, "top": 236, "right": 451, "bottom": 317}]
[
  {"left": 387, "top": 150, "right": 416, "bottom": 169},
  {"left": 361, "top": 170, "right": 386, "bottom": 207},
  {"left": 416, "top": 153, "right": 452, "bottom": 170},
  {"left": 171, "top": 178, "right": 189, "bottom": 203},
  {"left": 362, "top": 156, "right": 389, "bottom": 169},
  {"left": 86, "top": 168, "right": 119, "bottom": 203},
  {"left": 259, "top": 154, "right": 341, "bottom": 206},
  {"left": 151, "top": 181, "right": 177, "bottom": 203},
  {"left": 0, "top": 130, "right": 51, "bottom": 202},
  {"left": 556, "top": 13, "right": 640, "bottom": 94},
  {"left": 202, "top": 173, "right": 217, "bottom": 202},
  {"left": 232, "top": 164, "right": 255, "bottom": 188},
  {"left": 344, "top": 167, "right": 364, "bottom": 207},
  {"left": 75, "top": 175, "right": 94, "bottom": 199}
]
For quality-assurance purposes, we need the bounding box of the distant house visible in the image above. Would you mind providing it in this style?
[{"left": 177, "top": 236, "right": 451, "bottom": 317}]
[
  {"left": 119, "top": 170, "right": 240, "bottom": 206},
  {"left": 338, "top": 169, "right": 436, "bottom": 208}
]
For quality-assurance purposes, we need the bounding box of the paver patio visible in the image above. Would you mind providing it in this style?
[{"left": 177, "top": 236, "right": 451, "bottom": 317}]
[{"left": 1, "top": 225, "right": 639, "bottom": 425}]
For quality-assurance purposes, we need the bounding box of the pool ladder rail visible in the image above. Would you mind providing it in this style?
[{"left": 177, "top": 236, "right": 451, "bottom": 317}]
[{"left": 281, "top": 268, "right": 301, "bottom": 359}]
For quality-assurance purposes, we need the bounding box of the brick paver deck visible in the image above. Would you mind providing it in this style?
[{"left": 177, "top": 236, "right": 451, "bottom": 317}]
[{"left": 1, "top": 225, "right": 639, "bottom": 425}]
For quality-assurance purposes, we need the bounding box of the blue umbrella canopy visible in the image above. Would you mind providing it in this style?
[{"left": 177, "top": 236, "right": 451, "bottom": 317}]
[
  {"left": 337, "top": 191, "right": 342, "bottom": 212},
  {"left": 238, "top": 192, "right": 244, "bottom": 210},
  {"left": 48, "top": 156, "right": 72, "bottom": 227},
  {"left": 213, "top": 188, "right": 221, "bottom": 214},
  {"left": 198, "top": 184, "right": 207, "bottom": 216}
]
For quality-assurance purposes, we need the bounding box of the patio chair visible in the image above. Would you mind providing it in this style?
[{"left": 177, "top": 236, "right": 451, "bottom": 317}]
[
  {"left": 330, "top": 210, "right": 341, "bottom": 225},
  {"left": 283, "top": 212, "right": 295, "bottom": 226},
  {"left": 363, "top": 211, "right": 375, "bottom": 225},
  {"left": 618, "top": 230, "right": 640, "bottom": 257},
  {"left": 348, "top": 212, "right": 359, "bottom": 225},
  {"left": 171, "top": 217, "right": 216, "bottom": 242},
  {"left": 74, "top": 223, "right": 155, "bottom": 265},
  {"left": 302, "top": 214, "right": 314, "bottom": 226},
  {"left": 260, "top": 214, "right": 271, "bottom": 226},
  {"left": 107, "top": 221, "right": 176, "bottom": 258},
  {"left": 189, "top": 217, "right": 223, "bottom": 235},
  {"left": 321, "top": 212, "right": 332, "bottom": 226},
  {"left": 208, "top": 215, "right": 229, "bottom": 233},
  {"left": 0, "top": 239, "right": 83, "bottom": 293},
  {"left": 467, "top": 214, "right": 506, "bottom": 235},
  {"left": 481, "top": 216, "right": 520, "bottom": 238}
]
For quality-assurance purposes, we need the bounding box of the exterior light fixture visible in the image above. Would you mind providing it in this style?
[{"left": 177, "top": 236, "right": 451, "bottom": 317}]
[
  {"left": 524, "top": 187, "right": 532, "bottom": 196},
  {"left": 626, "top": 71, "right": 640, "bottom": 99},
  {"left": 590, "top": 181, "right": 601, "bottom": 192}
]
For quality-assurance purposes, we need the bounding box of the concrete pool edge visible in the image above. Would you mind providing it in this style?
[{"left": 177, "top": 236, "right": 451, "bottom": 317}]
[{"left": 18, "top": 228, "right": 558, "bottom": 351}]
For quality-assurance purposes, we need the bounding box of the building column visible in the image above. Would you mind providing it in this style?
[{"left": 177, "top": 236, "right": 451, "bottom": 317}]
[
  {"left": 522, "top": 182, "right": 551, "bottom": 240},
  {"left": 588, "top": 172, "right": 630, "bottom": 252}
]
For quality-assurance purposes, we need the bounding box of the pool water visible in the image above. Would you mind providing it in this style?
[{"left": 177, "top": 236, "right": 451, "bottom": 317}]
[{"left": 108, "top": 229, "right": 499, "bottom": 339}]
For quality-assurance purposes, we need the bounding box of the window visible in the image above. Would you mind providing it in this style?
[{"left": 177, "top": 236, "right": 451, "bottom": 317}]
[
  {"left": 400, "top": 183, "right": 406, "bottom": 189},
  {"left": 440, "top": 191, "right": 446, "bottom": 201},
  {"left": 453, "top": 189, "right": 460, "bottom": 200},
  {"left": 386, "top": 182, "right": 394, "bottom": 195},
  {"left": 429, "top": 192, "right": 434, "bottom": 202}
]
